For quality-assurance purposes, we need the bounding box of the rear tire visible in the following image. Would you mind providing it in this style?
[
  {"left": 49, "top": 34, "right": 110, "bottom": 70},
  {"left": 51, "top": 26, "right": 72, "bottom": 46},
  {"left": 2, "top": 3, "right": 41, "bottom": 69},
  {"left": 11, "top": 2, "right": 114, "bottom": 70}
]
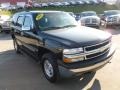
[{"left": 41, "top": 53, "right": 59, "bottom": 83}]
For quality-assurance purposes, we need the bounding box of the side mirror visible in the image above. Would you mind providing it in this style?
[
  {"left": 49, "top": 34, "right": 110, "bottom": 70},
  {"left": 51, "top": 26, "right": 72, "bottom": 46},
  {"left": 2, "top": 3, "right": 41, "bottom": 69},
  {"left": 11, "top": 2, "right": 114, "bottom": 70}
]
[{"left": 22, "top": 26, "right": 31, "bottom": 31}]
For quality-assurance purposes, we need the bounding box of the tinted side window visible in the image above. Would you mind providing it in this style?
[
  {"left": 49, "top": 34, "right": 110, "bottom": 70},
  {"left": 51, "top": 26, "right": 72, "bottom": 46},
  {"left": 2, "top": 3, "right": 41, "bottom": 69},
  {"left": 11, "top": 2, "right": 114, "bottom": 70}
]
[
  {"left": 23, "top": 16, "right": 32, "bottom": 28},
  {"left": 17, "top": 16, "right": 24, "bottom": 27}
]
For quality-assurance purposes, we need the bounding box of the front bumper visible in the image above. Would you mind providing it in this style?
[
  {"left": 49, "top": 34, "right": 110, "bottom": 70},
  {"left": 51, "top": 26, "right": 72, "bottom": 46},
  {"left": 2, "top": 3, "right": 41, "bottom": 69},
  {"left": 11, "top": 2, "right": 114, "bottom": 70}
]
[
  {"left": 84, "top": 24, "right": 100, "bottom": 28},
  {"left": 70, "top": 55, "right": 111, "bottom": 73},
  {"left": 59, "top": 45, "right": 115, "bottom": 74}
]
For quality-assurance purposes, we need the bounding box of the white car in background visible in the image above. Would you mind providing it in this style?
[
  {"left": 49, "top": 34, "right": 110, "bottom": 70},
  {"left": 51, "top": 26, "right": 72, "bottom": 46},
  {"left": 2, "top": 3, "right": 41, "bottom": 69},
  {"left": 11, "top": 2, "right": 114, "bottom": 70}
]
[
  {"left": 82, "top": 0, "right": 91, "bottom": 4},
  {"left": 41, "top": 3, "right": 48, "bottom": 7},
  {"left": 1, "top": 2, "right": 10, "bottom": 8},
  {"left": 76, "top": 1, "right": 85, "bottom": 5},
  {"left": 61, "top": 2, "right": 70, "bottom": 6},
  {"left": 0, "top": 2, "right": 11, "bottom": 10},
  {"left": 48, "top": 2, "right": 54, "bottom": 6},
  {"left": 0, "top": 15, "right": 11, "bottom": 33},
  {"left": 80, "top": 11, "right": 101, "bottom": 28},
  {"left": 52, "top": 2, "right": 63, "bottom": 6},
  {"left": 90, "top": 0, "right": 100, "bottom": 4},
  {"left": 16, "top": 2, "right": 26, "bottom": 9},
  {"left": 69, "top": 1, "right": 76, "bottom": 5},
  {"left": 101, "top": 10, "right": 120, "bottom": 27},
  {"left": 33, "top": 3, "right": 42, "bottom": 8}
]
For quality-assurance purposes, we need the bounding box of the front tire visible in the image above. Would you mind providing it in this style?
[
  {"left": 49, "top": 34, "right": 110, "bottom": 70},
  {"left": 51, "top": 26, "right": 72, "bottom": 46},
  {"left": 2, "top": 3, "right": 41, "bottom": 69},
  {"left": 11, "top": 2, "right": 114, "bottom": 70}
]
[
  {"left": 42, "top": 53, "right": 59, "bottom": 83},
  {"left": 13, "top": 39, "right": 21, "bottom": 53}
]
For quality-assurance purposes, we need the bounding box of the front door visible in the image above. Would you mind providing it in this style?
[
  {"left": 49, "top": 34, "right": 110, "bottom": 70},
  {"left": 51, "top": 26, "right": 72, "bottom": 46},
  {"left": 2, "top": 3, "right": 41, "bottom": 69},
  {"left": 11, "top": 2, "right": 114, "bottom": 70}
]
[{"left": 21, "top": 15, "right": 39, "bottom": 55}]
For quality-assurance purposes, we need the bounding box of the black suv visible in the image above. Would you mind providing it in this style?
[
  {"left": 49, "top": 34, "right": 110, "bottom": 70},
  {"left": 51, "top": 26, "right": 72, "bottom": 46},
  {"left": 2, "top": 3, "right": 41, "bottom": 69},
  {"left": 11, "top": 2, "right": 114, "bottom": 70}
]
[{"left": 11, "top": 11, "right": 115, "bottom": 83}]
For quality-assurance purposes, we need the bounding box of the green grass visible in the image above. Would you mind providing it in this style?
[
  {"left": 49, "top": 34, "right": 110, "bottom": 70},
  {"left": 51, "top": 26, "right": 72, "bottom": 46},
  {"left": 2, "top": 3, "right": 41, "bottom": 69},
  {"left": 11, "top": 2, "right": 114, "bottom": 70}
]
[
  {"left": 33, "top": 4, "right": 118, "bottom": 14},
  {"left": 0, "top": 4, "right": 118, "bottom": 16}
]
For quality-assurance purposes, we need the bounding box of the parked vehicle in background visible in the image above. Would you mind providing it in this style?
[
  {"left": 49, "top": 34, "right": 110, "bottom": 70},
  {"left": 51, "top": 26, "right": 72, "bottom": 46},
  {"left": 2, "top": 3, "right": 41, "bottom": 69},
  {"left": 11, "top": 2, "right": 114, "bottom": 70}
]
[
  {"left": 76, "top": 1, "right": 85, "bottom": 5},
  {"left": 75, "top": 13, "right": 81, "bottom": 21},
  {"left": 101, "top": 10, "right": 120, "bottom": 27},
  {"left": 0, "top": 15, "right": 11, "bottom": 33},
  {"left": 33, "top": 3, "right": 41, "bottom": 8},
  {"left": 0, "top": 2, "right": 11, "bottom": 10},
  {"left": 0, "top": 2, "right": 10, "bottom": 8},
  {"left": 69, "top": 1, "right": 77, "bottom": 5},
  {"left": 61, "top": 2, "right": 70, "bottom": 6},
  {"left": 11, "top": 11, "right": 115, "bottom": 83},
  {"left": 3, "top": 5, "right": 19, "bottom": 11},
  {"left": 48, "top": 2, "right": 54, "bottom": 6},
  {"left": 82, "top": 0, "right": 91, "bottom": 5},
  {"left": 41, "top": 3, "right": 48, "bottom": 7},
  {"left": 52, "top": 2, "right": 63, "bottom": 6},
  {"left": 16, "top": 2, "right": 26, "bottom": 9},
  {"left": 80, "top": 11, "right": 101, "bottom": 28},
  {"left": 89, "top": 0, "right": 99, "bottom": 5}
]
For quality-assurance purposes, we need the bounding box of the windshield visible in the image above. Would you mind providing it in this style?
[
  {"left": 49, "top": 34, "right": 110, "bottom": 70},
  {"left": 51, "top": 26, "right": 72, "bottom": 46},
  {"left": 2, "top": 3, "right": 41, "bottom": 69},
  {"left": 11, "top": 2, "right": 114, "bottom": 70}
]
[
  {"left": 81, "top": 12, "right": 97, "bottom": 17},
  {"left": 35, "top": 12, "right": 77, "bottom": 31},
  {"left": 104, "top": 11, "right": 120, "bottom": 16}
]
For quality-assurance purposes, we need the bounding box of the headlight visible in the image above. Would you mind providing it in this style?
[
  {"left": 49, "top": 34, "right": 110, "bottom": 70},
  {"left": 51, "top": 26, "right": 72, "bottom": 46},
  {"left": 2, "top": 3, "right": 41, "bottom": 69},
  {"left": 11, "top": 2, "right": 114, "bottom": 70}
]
[
  {"left": 63, "top": 48, "right": 84, "bottom": 63},
  {"left": 63, "top": 48, "right": 83, "bottom": 55},
  {"left": 107, "top": 17, "right": 112, "bottom": 22}
]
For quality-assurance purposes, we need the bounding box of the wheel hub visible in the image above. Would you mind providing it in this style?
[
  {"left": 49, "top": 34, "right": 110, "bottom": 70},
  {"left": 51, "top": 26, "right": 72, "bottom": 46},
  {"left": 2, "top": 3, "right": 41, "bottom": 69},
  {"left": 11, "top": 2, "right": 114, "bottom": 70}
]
[{"left": 44, "top": 60, "right": 54, "bottom": 78}]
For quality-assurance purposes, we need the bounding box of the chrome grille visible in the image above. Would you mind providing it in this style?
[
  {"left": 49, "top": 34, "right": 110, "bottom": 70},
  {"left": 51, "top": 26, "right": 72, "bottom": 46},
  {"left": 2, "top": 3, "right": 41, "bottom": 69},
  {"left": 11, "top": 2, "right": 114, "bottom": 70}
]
[
  {"left": 84, "top": 40, "right": 111, "bottom": 60},
  {"left": 85, "top": 19, "right": 90, "bottom": 24},
  {"left": 112, "top": 17, "right": 117, "bottom": 22},
  {"left": 85, "top": 18, "right": 97, "bottom": 24},
  {"left": 85, "top": 40, "right": 110, "bottom": 51},
  {"left": 92, "top": 19, "right": 97, "bottom": 23},
  {"left": 86, "top": 48, "right": 109, "bottom": 59}
]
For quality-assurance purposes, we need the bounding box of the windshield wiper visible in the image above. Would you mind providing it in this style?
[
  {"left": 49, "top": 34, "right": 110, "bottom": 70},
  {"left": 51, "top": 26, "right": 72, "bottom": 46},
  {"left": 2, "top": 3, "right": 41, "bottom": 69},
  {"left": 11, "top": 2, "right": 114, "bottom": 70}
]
[
  {"left": 44, "top": 26, "right": 62, "bottom": 30},
  {"left": 43, "top": 25, "right": 76, "bottom": 31},
  {"left": 61, "top": 25, "right": 77, "bottom": 28}
]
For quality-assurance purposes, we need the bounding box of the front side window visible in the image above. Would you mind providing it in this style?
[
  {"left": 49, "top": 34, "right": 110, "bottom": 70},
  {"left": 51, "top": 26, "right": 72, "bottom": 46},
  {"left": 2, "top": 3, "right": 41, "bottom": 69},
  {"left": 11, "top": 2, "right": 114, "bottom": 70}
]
[
  {"left": 35, "top": 12, "right": 78, "bottom": 31},
  {"left": 17, "top": 16, "right": 24, "bottom": 27}
]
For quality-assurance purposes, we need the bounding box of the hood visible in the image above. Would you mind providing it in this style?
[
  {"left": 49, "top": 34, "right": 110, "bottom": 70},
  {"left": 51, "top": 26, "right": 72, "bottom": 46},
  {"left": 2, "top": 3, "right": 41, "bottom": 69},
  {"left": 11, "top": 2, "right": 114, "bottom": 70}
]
[
  {"left": 43, "top": 26, "right": 111, "bottom": 48},
  {"left": 107, "top": 14, "right": 120, "bottom": 18},
  {"left": 106, "top": 14, "right": 120, "bottom": 21},
  {"left": 80, "top": 16, "right": 100, "bottom": 20}
]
